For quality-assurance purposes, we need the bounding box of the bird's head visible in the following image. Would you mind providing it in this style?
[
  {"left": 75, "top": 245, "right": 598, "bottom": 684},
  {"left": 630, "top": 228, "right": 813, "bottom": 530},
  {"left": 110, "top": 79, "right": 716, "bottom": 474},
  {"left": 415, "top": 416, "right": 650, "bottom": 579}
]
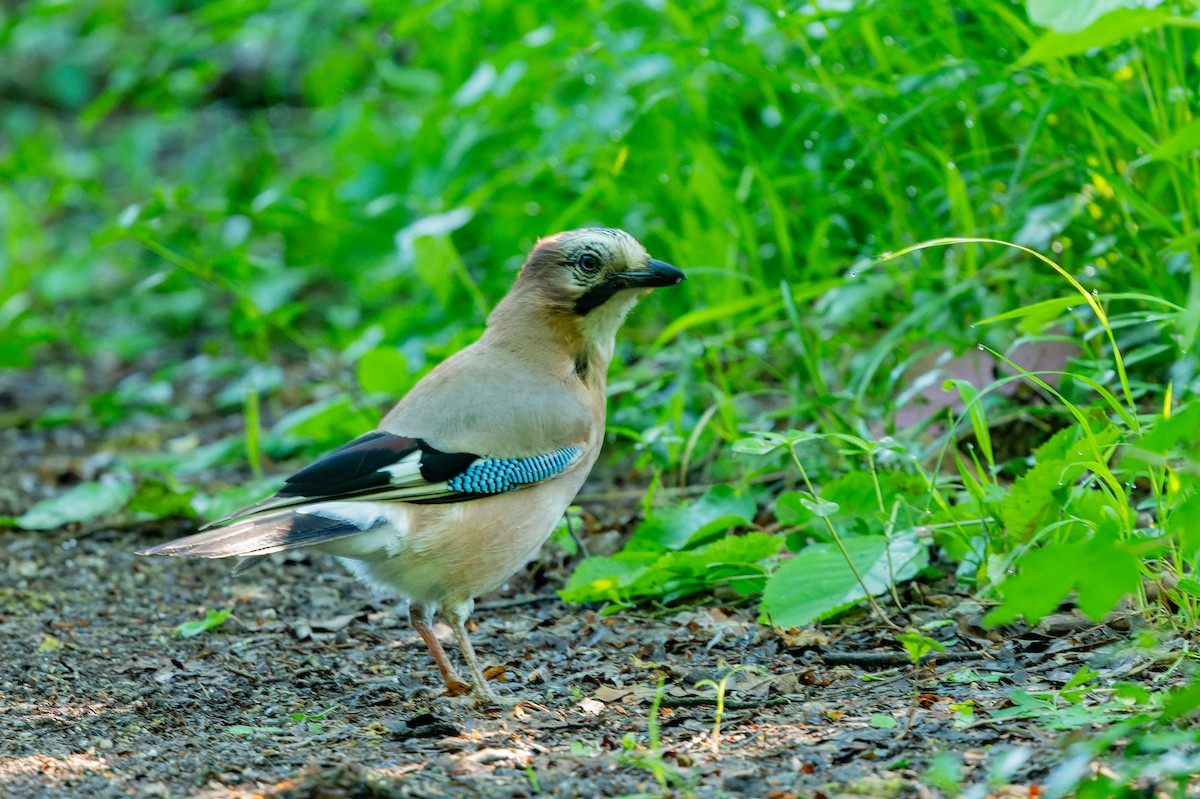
[
  {"left": 485, "top": 228, "right": 685, "bottom": 376},
  {"left": 516, "top": 228, "right": 685, "bottom": 323}
]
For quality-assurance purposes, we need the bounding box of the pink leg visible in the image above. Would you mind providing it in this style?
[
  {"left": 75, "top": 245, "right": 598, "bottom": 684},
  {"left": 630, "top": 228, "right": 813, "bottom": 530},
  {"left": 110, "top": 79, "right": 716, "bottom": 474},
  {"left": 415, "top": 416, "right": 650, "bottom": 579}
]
[
  {"left": 444, "top": 601, "right": 498, "bottom": 703},
  {"left": 408, "top": 603, "right": 464, "bottom": 689}
]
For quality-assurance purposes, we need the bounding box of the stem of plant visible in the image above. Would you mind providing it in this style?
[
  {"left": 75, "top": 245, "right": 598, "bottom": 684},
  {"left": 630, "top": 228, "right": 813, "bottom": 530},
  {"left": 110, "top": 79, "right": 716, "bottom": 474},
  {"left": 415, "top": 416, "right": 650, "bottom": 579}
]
[{"left": 788, "top": 444, "right": 902, "bottom": 632}]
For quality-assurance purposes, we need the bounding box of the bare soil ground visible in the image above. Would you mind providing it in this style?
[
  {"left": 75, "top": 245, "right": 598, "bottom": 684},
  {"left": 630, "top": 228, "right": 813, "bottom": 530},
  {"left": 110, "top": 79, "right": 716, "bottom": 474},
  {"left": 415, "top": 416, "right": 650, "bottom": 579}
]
[
  {"left": 1, "top": 519, "right": 1169, "bottom": 799},
  {"left": 0, "top": 366, "right": 1189, "bottom": 798}
]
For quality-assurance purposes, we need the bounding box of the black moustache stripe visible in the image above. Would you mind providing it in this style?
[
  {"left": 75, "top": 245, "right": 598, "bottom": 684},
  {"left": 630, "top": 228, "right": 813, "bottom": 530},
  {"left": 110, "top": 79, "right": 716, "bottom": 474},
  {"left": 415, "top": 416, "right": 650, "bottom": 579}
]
[{"left": 573, "top": 281, "right": 627, "bottom": 315}]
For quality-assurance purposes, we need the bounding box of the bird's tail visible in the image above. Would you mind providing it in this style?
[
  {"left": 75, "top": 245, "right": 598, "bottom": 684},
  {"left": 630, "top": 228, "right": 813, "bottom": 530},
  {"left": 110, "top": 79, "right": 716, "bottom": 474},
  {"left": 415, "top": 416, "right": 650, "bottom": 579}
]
[{"left": 138, "top": 504, "right": 385, "bottom": 560}]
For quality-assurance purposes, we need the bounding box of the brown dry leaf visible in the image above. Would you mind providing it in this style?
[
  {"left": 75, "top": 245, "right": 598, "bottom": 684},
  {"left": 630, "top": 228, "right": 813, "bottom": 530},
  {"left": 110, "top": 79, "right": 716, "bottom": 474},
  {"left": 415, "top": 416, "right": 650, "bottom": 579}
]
[
  {"left": 593, "top": 685, "right": 636, "bottom": 703},
  {"left": 482, "top": 664, "right": 508, "bottom": 682},
  {"left": 444, "top": 678, "right": 473, "bottom": 697},
  {"left": 309, "top": 613, "right": 361, "bottom": 633},
  {"left": 778, "top": 628, "right": 831, "bottom": 648}
]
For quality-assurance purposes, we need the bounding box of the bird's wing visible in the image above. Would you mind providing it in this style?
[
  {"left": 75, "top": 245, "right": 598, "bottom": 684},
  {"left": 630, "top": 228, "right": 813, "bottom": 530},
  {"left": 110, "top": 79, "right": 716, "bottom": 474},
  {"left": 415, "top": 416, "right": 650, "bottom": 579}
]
[{"left": 202, "top": 431, "right": 585, "bottom": 529}]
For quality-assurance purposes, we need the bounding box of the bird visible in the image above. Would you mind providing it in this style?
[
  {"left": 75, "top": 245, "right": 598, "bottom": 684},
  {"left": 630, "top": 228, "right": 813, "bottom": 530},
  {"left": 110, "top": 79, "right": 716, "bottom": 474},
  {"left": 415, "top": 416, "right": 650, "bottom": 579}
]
[{"left": 139, "top": 228, "right": 685, "bottom": 702}]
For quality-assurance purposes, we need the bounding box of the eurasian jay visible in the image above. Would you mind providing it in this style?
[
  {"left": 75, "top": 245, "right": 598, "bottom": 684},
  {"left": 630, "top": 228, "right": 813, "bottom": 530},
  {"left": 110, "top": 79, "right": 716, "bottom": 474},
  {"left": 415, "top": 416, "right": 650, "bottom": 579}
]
[{"left": 140, "top": 228, "right": 685, "bottom": 702}]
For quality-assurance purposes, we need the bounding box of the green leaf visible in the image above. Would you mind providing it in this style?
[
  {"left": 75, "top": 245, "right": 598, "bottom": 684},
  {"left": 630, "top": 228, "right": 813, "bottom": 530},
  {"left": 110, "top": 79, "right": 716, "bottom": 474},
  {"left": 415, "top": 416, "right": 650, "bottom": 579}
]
[
  {"left": 628, "top": 485, "right": 756, "bottom": 551},
  {"left": 37, "top": 635, "right": 64, "bottom": 653},
  {"left": 732, "top": 436, "right": 783, "bottom": 456},
  {"left": 415, "top": 236, "right": 465, "bottom": 308},
  {"left": 126, "top": 475, "right": 197, "bottom": 520},
  {"left": 895, "top": 629, "right": 946, "bottom": 663},
  {"left": 559, "top": 533, "right": 782, "bottom": 606},
  {"left": 224, "top": 724, "right": 286, "bottom": 735},
  {"left": 269, "top": 395, "right": 380, "bottom": 452},
  {"left": 557, "top": 552, "right": 658, "bottom": 604},
  {"left": 175, "top": 608, "right": 233, "bottom": 638},
  {"left": 869, "top": 714, "right": 898, "bottom": 729},
  {"left": 191, "top": 478, "right": 284, "bottom": 523},
  {"left": 1150, "top": 117, "right": 1200, "bottom": 162},
  {"left": 1160, "top": 677, "right": 1200, "bottom": 721},
  {"left": 664, "top": 532, "right": 783, "bottom": 577},
  {"left": 984, "top": 527, "right": 1141, "bottom": 626},
  {"left": 800, "top": 496, "right": 840, "bottom": 518},
  {"left": 774, "top": 492, "right": 812, "bottom": 526},
  {"left": 999, "top": 421, "right": 1120, "bottom": 541},
  {"left": 1025, "top": 0, "right": 1146, "bottom": 34},
  {"left": 356, "top": 346, "right": 410, "bottom": 396},
  {"left": 944, "top": 378, "right": 994, "bottom": 472},
  {"left": 1127, "top": 401, "right": 1200, "bottom": 467},
  {"left": 651, "top": 294, "right": 781, "bottom": 350},
  {"left": 16, "top": 478, "right": 135, "bottom": 530},
  {"left": 1022, "top": 7, "right": 1171, "bottom": 64},
  {"left": 760, "top": 534, "right": 929, "bottom": 628}
]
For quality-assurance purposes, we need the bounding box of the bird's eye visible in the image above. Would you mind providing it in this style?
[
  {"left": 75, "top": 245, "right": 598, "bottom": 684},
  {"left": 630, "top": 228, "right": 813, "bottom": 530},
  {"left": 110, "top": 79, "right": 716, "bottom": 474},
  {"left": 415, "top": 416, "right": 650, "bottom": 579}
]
[{"left": 578, "top": 253, "right": 602, "bottom": 274}]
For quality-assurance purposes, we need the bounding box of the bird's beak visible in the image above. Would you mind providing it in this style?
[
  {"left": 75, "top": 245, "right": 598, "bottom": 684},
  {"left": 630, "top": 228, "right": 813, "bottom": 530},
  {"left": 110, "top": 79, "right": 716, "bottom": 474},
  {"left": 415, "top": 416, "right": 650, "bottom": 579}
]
[{"left": 612, "top": 259, "right": 687, "bottom": 289}]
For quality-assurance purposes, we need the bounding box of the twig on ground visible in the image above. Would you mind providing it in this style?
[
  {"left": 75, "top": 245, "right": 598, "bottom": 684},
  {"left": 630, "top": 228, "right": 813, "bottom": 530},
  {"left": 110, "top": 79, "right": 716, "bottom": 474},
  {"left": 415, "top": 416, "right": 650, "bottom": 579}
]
[
  {"left": 661, "top": 696, "right": 793, "bottom": 709},
  {"left": 819, "top": 650, "right": 994, "bottom": 666},
  {"left": 476, "top": 594, "right": 561, "bottom": 611}
]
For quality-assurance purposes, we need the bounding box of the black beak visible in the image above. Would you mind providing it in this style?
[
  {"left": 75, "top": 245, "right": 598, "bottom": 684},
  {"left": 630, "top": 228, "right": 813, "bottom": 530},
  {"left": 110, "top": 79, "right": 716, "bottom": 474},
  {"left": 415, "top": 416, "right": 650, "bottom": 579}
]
[
  {"left": 612, "top": 259, "right": 687, "bottom": 289},
  {"left": 574, "top": 258, "right": 686, "bottom": 315}
]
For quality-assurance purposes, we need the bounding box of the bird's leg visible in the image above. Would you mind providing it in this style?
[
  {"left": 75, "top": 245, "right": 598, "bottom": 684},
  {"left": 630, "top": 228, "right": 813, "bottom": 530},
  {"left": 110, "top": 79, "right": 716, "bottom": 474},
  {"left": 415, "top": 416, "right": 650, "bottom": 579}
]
[
  {"left": 408, "top": 602, "right": 466, "bottom": 690},
  {"left": 444, "top": 601, "right": 499, "bottom": 703}
]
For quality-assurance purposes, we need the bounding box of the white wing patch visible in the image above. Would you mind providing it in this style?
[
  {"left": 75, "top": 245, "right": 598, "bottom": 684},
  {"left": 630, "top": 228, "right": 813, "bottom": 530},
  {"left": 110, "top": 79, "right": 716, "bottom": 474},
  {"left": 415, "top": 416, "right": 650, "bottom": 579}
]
[{"left": 378, "top": 452, "right": 426, "bottom": 485}]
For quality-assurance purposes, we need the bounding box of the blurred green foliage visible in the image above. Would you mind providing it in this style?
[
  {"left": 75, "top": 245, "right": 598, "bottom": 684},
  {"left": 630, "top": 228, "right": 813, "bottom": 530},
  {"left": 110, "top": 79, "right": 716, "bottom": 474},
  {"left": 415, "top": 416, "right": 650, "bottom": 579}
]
[{"left": 4, "top": 0, "right": 1197, "bottom": 388}]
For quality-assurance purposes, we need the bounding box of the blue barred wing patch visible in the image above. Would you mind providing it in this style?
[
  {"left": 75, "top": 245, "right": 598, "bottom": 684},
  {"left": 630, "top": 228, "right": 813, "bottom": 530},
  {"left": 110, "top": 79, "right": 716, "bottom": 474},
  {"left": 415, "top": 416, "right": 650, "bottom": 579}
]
[{"left": 446, "top": 447, "right": 582, "bottom": 495}]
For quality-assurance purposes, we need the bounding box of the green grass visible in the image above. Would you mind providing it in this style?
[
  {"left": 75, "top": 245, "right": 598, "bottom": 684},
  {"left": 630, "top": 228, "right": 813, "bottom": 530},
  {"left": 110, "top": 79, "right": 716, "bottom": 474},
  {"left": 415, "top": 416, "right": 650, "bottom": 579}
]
[{"left": 3, "top": 1, "right": 1200, "bottom": 792}]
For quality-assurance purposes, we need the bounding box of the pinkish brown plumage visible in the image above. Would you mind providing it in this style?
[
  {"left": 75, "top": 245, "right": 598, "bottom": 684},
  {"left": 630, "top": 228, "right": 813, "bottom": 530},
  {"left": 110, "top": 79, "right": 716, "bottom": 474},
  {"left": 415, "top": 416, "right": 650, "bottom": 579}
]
[{"left": 140, "top": 229, "right": 684, "bottom": 701}]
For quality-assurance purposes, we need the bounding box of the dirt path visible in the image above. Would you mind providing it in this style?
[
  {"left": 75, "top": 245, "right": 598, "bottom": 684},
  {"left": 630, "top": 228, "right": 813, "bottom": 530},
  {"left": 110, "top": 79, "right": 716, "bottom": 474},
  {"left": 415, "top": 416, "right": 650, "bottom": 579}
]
[{"left": 0, "top": 520, "right": 1159, "bottom": 798}]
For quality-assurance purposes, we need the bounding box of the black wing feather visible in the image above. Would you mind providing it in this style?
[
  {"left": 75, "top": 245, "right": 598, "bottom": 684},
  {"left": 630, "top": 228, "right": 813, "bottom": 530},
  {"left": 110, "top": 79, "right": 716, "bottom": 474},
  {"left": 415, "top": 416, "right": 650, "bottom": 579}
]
[{"left": 276, "top": 432, "right": 478, "bottom": 500}]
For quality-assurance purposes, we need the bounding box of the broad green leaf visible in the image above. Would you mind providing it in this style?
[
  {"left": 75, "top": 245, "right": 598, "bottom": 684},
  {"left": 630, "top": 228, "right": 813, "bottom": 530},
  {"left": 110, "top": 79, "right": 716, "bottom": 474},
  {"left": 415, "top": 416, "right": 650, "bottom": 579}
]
[
  {"left": 1064, "top": 489, "right": 1135, "bottom": 539},
  {"left": 984, "top": 527, "right": 1141, "bottom": 626},
  {"left": 1160, "top": 678, "right": 1200, "bottom": 721},
  {"left": 413, "top": 235, "right": 465, "bottom": 308},
  {"left": 16, "top": 478, "right": 135, "bottom": 530},
  {"left": 559, "top": 533, "right": 781, "bottom": 605},
  {"left": 0, "top": 335, "right": 35, "bottom": 367},
  {"left": 1126, "top": 401, "right": 1200, "bottom": 467},
  {"left": 783, "top": 471, "right": 926, "bottom": 539},
  {"left": 128, "top": 431, "right": 241, "bottom": 477},
  {"left": 1021, "top": 8, "right": 1170, "bottom": 64},
  {"left": 557, "top": 552, "right": 658, "bottom": 603},
  {"left": 628, "top": 485, "right": 755, "bottom": 551},
  {"left": 126, "top": 476, "right": 197, "bottom": 521},
  {"left": 774, "top": 492, "right": 812, "bottom": 526},
  {"left": 999, "top": 421, "right": 1120, "bottom": 542},
  {"left": 632, "top": 533, "right": 783, "bottom": 603},
  {"left": 356, "top": 346, "right": 410, "bottom": 396},
  {"left": 269, "top": 395, "right": 380, "bottom": 452},
  {"left": 761, "top": 534, "right": 929, "bottom": 628},
  {"left": 664, "top": 532, "right": 783, "bottom": 576},
  {"left": 1168, "top": 492, "right": 1200, "bottom": 557}
]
